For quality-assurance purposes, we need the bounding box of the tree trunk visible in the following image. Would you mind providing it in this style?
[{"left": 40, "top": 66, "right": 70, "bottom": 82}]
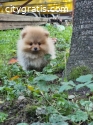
[{"left": 65, "top": 0, "right": 93, "bottom": 77}]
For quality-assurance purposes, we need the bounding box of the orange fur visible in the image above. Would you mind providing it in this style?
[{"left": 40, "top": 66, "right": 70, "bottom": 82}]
[{"left": 17, "top": 26, "right": 56, "bottom": 71}]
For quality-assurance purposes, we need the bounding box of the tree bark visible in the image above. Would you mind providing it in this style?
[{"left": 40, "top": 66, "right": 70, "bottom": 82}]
[{"left": 65, "top": 0, "right": 93, "bottom": 77}]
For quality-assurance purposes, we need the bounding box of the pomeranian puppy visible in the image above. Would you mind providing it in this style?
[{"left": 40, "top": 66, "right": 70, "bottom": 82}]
[{"left": 17, "top": 26, "right": 56, "bottom": 71}]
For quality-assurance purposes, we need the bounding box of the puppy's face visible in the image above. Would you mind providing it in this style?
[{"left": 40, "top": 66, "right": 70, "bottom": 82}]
[{"left": 20, "top": 26, "right": 49, "bottom": 54}]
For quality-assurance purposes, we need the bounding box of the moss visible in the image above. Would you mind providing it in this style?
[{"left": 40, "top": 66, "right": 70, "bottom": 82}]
[
  {"left": 68, "top": 66, "right": 91, "bottom": 80},
  {"left": 25, "top": 105, "right": 38, "bottom": 117}
]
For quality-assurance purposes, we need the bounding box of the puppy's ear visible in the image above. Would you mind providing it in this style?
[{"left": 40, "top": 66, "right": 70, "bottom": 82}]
[
  {"left": 44, "top": 30, "right": 49, "bottom": 37},
  {"left": 21, "top": 30, "right": 26, "bottom": 39},
  {"left": 21, "top": 26, "right": 30, "bottom": 39}
]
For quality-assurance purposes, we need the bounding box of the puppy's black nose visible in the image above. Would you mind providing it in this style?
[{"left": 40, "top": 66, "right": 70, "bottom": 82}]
[{"left": 34, "top": 47, "right": 37, "bottom": 51}]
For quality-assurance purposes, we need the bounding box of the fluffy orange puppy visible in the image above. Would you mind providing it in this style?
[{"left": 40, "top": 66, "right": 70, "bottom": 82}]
[{"left": 17, "top": 26, "right": 56, "bottom": 71}]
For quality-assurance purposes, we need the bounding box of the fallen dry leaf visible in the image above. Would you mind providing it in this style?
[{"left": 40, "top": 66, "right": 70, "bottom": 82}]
[
  {"left": 8, "top": 58, "right": 18, "bottom": 64},
  {"left": 10, "top": 75, "right": 19, "bottom": 80}
]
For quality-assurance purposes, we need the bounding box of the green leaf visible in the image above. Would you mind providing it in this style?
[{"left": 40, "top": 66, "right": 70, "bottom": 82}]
[
  {"left": 0, "top": 87, "right": 5, "bottom": 91},
  {"left": 59, "top": 81, "right": 75, "bottom": 92},
  {"left": 68, "top": 110, "right": 88, "bottom": 122},
  {"left": 34, "top": 80, "right": 59, "bottom": 92},
  {"left": 37, "top": 81, "right": 50, "bottom": 92},
  {"left": 76, "top": 74, "right": 93, "bottom": 83},
  {"left": 0, "top": 112, "right": 8, "bottom": 123},
  {"left": 31, "top": 123, "right": 50, "bottom": 125},
  {"left": 49, "top": 114, "right": 69, "bottom": 123},
  {"left": 61, "top": 81, "right": 75, "bottom": 86},
  {"left": 76, "top": 80, "right": 92, "bottom": 90},
  {"left": 30, "top": 122, "right": 40, "bottom": 125},
  {"left": 68, "top": 81, "right": 76, "bottom": 86},
  {"left": 80, "top": 100, "right": 93, "bottom": 112},
  {"left": 34, "top": 74, "right": 58, "bottom": 82},
  {"left": 89, "top": 122, "right": 93, "bottom": 125},
  {"left": 89, "top": 112, "right": 93, "bottom": 119},
  {"left": 46, "top": 106, "right": 58, "bottom": 114},
  {"left": 44, "top": 54, "right": 51, "bottom": 60},
  {"left": 51, "top": 122, "right": 68, "bottom": 125},
  {"left": 76, "top": 84, "right": 85, "bottom": 91},
  {"left": 31, "top": 122, "right": 68, "bottom": 125},
  {"left": 59, "top": 84, "right": 73, "bottom": 92},
  {"left": 80, "top": 100, "right": 91, "bottom": 106},
  {"left": 17, "top": 123, "right": 29, "bottom": 125},
  {"left": 86, "top": 84, "right": 93, "bottom": 91}
]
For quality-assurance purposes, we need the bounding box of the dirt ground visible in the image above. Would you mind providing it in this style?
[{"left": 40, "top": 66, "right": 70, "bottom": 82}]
[{"left": 0, "top": 97, "right": 39, "bottom": 125}]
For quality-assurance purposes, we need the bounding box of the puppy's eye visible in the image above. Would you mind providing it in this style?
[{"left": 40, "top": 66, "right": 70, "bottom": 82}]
[
  {"left": 38, "top": 42, "right": 41, "bottom": 45},
  {"left": 30, "top": 43, "right": 33, "bottom": 46}
]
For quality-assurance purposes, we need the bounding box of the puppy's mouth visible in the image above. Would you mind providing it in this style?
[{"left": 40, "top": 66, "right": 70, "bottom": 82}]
[
  {"left": 31, "top": 47, "right": 40, "bottom": 53},
  {"left": 31, "top": 50, "right": 40, "bottom": 54}
]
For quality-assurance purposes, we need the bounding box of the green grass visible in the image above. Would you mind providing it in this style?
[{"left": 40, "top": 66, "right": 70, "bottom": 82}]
[{"left": 0, "top": 29, "right": 20, "bottom": 65}]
